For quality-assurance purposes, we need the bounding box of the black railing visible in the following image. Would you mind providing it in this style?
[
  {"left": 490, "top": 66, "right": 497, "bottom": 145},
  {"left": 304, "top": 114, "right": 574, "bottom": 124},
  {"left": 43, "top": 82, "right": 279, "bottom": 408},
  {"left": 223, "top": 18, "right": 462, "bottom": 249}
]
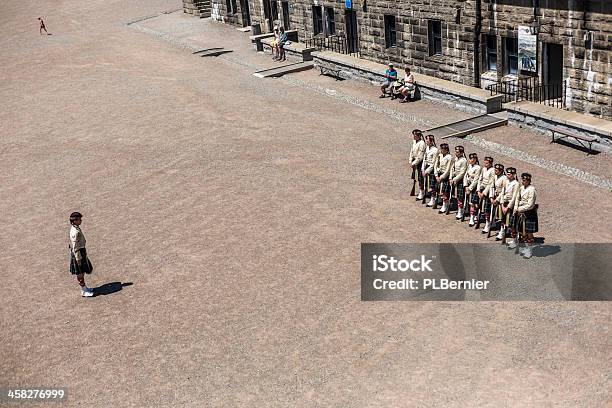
[
  {"left": 486, "top": 76, "right": 566, "bottom": 109},
  {"left": 305, "top": 34, "right": 360, "bottom": 57}
]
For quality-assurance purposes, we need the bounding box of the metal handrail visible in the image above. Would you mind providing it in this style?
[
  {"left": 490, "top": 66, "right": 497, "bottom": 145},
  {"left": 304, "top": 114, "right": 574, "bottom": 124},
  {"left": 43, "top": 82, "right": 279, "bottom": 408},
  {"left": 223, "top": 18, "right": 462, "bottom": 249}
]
[
  {"left": 304, "top": 34, "right": 360, "bottom": 57},
  {"left": 487, "top": 77, "right": 566, "bottom": 109}
]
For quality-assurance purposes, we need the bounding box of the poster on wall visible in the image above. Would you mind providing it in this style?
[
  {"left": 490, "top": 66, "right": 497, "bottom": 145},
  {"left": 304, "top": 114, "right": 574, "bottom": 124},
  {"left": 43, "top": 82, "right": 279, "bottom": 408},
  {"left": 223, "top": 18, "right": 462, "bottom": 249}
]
[{"left": 518, "top": 26, "right": 537, "bottom": 72}]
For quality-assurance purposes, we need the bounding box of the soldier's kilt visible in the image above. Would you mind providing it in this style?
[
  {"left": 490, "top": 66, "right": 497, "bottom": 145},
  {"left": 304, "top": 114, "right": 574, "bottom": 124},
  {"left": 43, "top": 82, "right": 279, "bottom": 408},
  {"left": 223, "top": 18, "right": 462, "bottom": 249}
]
[
  {"left": 439, "top": 179, "right": 450, "bottom": 196},
  {"left": 454, "top": 181, "right": 465, "bottom": 202},
  {"left": 513, "top": 207, "right": 539, "bottom": 234},
  {"left": 69, "top": 247, "right": 93, "bottom": 275},
  {"left": 470, "top": 189, "right": 480, "bottom": 205},
  {"left": 427, "top": 173, "right": 437, "bottom": 192},
  {"left": 506, "top": 210, "right": 516, "bottom": 227},
  {"left": 417, "top": 167, "right": 424, "bottom": 185},
  {"left": 497, "top": 202, "right": 511, "bottom": 224},
  {"left": 483, "top": 197, "right": 493, "bottom": 215}
]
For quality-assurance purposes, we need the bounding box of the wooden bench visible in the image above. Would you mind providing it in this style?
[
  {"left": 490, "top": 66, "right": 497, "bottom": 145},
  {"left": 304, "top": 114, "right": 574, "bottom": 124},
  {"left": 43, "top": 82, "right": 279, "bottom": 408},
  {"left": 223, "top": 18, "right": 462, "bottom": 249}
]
[
  {"left": 250, "top": 30, "right": 298, "bottom": 52},
  {"left": 317, "top": 63, "right": 342, "bottom": 80},
  {"left": 549, "top": 126, "right": 598, "bottom": 154}
]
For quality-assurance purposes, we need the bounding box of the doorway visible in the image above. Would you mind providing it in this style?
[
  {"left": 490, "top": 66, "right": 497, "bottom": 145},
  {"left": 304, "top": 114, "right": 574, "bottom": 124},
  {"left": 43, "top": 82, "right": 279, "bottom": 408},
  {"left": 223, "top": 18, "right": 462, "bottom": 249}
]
[
  {"left": 263, "top": 0, "right": 273, "bottom": 31},
  {"left": 240, "top": 0, "right": 251, "bottom": 27},
  {"left": 345, "top": 9, "right": 359, "bottom": 54},
  {"left": 281, "top": 1, "right": 290, "bottom": 29},
  {"left": 542, "top": 42, "right": 563, "bottom": 100}
]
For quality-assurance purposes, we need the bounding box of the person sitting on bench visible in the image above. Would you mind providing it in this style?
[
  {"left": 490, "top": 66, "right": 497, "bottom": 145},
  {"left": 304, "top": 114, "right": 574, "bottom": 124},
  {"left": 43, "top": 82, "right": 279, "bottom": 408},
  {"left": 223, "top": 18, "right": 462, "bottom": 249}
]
[
  {"left": 276, "top": 27, "right": 288, "bottom": 61},
  {"left": 270, "top": 27, "right": 280, "bottom": 60},
  {"left": 399, "top": 67, "right": 416, "bottom": 103},
  {"left": 380, "top": 63, "right": 398, "bottom": 98}
]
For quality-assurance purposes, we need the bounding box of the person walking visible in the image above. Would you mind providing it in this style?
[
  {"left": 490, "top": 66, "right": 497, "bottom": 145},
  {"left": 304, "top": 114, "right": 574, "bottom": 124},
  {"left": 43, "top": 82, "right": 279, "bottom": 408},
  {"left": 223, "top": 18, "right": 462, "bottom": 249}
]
[
  {"left": 69, "top": 212, "right": 94, "bottom": 297},
  {"left": 38, "top": 17, "right": 49, "bottom": 35}
]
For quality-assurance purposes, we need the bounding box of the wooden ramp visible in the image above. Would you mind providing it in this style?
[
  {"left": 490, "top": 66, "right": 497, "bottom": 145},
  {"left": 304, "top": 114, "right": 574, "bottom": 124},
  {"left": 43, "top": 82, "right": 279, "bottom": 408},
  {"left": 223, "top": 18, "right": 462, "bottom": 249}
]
[
  {"left": 426, "top": 112, "right": 508, "bottom": 139},
  {"left": 192, "top": 47, "right": 223, "bottom": 54},
  {"left": 198, "top": 48, "right": 233, "bottom": 57},
  {"left": 253, "top": 61, "right": 314, "bottom": 78}
]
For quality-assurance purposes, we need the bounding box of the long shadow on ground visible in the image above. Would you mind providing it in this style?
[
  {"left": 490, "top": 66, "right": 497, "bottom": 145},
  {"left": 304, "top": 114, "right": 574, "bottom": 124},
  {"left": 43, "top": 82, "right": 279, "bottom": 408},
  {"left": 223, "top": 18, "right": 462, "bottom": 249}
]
[{"left": 93, "top": 282, "right": 133, "bottom": 296}]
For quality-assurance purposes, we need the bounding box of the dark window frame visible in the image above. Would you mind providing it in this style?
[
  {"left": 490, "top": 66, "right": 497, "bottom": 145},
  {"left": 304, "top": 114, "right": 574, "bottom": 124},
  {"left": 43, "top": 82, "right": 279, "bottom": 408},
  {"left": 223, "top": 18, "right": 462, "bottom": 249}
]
[
  {"left": 312, "top": 6, "right": 323, "bottom": 36},
  {"left": 325, "top": 7, "right": 335, "bottom": 35},
  {"left": 504, "top": 36, "right": 518, "bottom": 75},
  {"left": 428, "top": 20, "right": 442, "bottom": 56},
  {"left": 226, "top": 0, "right": 233, "bottom": 14},
  {"left": 485, "top": 34, "right": 497, "bottom": 71},
  {"left": 384, "top": 15, "right": 397, "bottom": 48},
  {"left": 230, "top": 0, "right": 237, "bottom": 14}
]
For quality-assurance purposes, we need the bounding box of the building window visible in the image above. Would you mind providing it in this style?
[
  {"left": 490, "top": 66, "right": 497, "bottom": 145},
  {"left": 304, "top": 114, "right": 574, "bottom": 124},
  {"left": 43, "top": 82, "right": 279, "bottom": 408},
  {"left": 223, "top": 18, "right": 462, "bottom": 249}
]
[
  {"left": 428, "top": 20, "right": 442, "bottom": 56},
  {"left": 485, "top": 35, "right": 497, "bottom": 71},
  {"left": 313, "top": 6, "right": 323, "bottom": 35},
  {"left": 384, "top": 15, "right": 397, "bottom": 48},
  {"left": 231, "top": 0, "right": 237, "bottom": 14},
  {"left": 282, "top": 1, "right": 290, "bottom": 29},
  {"left": 504, "top": 37, "right": 518, "bottom": 75},
  {"left": 226, "top": 0, "right": 232, "bottom": 14},
  {"left": 326, "top": 7, "right": 335, "bottom": 35}
]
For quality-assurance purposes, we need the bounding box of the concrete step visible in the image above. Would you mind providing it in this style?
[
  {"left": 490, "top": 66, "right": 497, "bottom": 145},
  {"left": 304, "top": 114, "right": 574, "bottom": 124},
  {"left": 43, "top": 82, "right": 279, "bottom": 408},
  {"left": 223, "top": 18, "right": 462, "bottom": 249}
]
[{"left": 253, "top": 61, "right": 315, "bottom": 78}]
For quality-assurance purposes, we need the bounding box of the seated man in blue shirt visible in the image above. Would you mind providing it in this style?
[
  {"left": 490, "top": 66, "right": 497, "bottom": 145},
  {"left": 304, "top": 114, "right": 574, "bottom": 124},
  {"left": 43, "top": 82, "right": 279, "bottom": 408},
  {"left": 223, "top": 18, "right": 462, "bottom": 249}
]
[{"left": 380, "top": 63, "right": 398, "bottom": 98}]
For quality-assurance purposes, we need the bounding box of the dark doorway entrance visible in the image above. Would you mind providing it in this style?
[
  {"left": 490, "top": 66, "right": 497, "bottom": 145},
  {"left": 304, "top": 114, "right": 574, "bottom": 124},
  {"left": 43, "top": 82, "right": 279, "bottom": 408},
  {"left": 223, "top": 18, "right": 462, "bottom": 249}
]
[
  {"left": 263, "top": 0, "right": 273, "bottom": 31},
  {"left": 345, "top": 9, "right": 359, "bottom": 55},
  {"left": 542, "top": 42, "right": 563, "bottom": 100},
  {"left": 240, "top": 0, "right": 251, "bottom": 27},
  {"left": 281, "top": 1, "right": 290, "bottom": 29}
]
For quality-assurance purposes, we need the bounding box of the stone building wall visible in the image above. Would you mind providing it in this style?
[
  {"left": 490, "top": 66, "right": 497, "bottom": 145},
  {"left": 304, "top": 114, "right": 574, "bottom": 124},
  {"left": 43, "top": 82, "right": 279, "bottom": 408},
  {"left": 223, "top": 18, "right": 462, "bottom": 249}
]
[
  {"left": 480, "top": 0, "right": 612, "bottom": 119},
  {"left": 210, "top": 0, "right": 611, "bottom": 119},
  {"left": 357, "top": 0, "right": 476, "bottom": 85}
]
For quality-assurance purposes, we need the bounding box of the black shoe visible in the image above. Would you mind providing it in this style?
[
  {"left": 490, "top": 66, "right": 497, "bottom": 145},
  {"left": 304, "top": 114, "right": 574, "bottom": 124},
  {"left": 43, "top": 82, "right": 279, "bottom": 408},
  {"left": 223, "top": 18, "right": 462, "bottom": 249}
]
[{"left": 379, "top": 95, "right": 386, "bottom": 98}]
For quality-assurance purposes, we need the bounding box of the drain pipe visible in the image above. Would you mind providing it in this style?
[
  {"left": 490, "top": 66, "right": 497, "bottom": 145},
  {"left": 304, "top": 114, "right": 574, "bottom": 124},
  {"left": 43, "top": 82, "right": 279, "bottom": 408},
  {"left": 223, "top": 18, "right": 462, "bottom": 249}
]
[{"left": 474, "top": 0, "right": 482, "bottom": 88}]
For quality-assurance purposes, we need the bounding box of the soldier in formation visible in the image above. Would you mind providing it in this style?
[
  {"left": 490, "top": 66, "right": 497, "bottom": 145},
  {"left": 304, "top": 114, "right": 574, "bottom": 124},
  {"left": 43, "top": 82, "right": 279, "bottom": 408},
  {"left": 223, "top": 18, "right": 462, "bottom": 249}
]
[{"left": 408, "top": 131, "right": 539, "bottom": 258}]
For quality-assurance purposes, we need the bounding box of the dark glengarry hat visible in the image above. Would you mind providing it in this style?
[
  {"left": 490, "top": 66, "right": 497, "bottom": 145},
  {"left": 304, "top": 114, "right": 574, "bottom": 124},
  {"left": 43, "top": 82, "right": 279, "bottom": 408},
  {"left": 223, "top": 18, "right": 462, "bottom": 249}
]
[
  {"left": 506, "top": 167, "right": 517, "bottom": 174},
  {"left": 440, "top": 143, "right": 449, "bottom": 150},
  {"left": 469, "top": 153, "right": 478, "bottom": 159},
  {"left": 494, "top": 163, "right": 505, "bottom": 171},
  {"left": 455, "top": 145, "right": 464, "bottom": 152},
  {"left": 412, "top": 129, "right": 423, "bottom": 136},
  {"left": 484, "top": 156, "right": 494, "bottom": 162},
  {"left": 69, "top": 211, "right": 83, "bottom": 223},
  {"left": 521, "top": 172, "right": 532, "bottom": 180}
]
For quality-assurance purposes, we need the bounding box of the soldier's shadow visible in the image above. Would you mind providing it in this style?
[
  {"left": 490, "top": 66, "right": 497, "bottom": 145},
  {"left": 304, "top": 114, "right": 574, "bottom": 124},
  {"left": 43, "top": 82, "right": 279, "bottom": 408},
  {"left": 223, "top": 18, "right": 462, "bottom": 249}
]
[
  {"left": 93, "top": 282, "right": 133, "bottom": 296},
  {"left": 531, "top": 245, "right": 561, "bottom": 258}
]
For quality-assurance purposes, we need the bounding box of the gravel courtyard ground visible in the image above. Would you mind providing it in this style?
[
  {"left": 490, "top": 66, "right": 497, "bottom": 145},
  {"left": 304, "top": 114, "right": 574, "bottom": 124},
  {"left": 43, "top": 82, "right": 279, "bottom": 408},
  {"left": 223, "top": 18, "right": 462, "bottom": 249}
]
[{"left": 1, "top": 0, "right": 610, "bottom": 407}]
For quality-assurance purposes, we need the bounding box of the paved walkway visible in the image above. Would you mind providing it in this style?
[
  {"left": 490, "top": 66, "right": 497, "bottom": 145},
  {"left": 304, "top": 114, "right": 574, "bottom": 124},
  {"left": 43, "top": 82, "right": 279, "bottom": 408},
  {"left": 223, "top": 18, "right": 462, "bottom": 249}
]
[{"left": 1, "top": 3, "right": 610, "bottom": 407}]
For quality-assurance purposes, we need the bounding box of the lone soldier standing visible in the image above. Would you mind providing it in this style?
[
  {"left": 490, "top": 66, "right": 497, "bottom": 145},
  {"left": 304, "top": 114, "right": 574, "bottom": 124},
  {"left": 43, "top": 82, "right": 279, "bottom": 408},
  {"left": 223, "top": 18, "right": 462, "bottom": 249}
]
[
  {"left": 476, "top": 156, "right": 495, "bottom": 231},
  {"left": 450, "top": 146, "right": 468, "bottom": 219},
  {"left": 409, "top": 129, "right": 426, "bottom": 200},
  {"left": 423, "top": 135, "right": 439, "bottom": 207},
  {"left": 464, "top": 153, "right": 482, "bottom": 225},
  {"left": 509, "top": 173, "right": 538, "bottom": 258},
  {"left": 494, "top": 167, "right": 519, "bottom": 241},
  {"left": 435, "top": 143, "right": 453, "bottom": 213},
  {"left": 69, "top": 212, "right": 94, "bottom": 297}
]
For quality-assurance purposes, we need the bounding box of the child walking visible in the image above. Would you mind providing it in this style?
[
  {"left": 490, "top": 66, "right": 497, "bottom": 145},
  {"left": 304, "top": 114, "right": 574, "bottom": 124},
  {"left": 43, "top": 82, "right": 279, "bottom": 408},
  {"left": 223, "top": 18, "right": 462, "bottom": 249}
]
[
  {"left": 69, "top": 212, "right": 94, "bottom": 297},
  {"left": 38, "top": 18, "right": 49, "bottom": 35}
]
